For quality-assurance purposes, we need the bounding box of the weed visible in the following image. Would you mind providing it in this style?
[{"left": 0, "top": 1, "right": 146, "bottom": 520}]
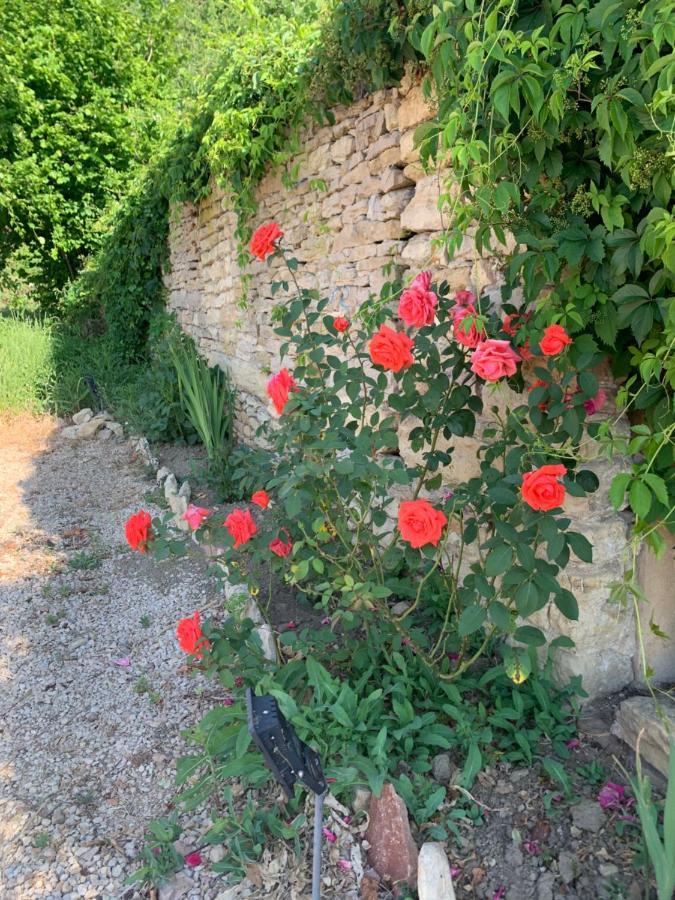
[
  {"left": 140, "top": 615, "right": 152, "bottom": 628},
  {"left": 577, "top": 760, "right": 608, "bottom": 786},
  {"left": 67, "top": 551, "right": 102, "bottom": 571},
  {"left": 45, "top": 610, "right": 66, "bottom": 626},
  {"left": 134, "top": 676, "right": 151, "bottom": 695},
  {"left": 33, "top": 832, "right": 51, "bottom": 849}
]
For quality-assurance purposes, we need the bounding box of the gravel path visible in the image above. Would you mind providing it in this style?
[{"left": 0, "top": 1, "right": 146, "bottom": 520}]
[{"left": 0, "top": 417, "right": 225, "bottom": 899}]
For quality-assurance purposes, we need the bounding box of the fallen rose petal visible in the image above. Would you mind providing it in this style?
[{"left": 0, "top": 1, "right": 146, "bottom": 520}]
[
  {"left": 113, "top": 657, "right": 131, "bottom": 667},
  {"left": 322, "top": 827, "right": 337, "bottom": 843},
  {"left": 337, "top": 859, "right": 352, "bottom": 870},
  {"left": 451, "top": 866, "right": 461, "bottom": 878},
  {"left": 185, "top": 851, "right": 202, "bottom": 867}
]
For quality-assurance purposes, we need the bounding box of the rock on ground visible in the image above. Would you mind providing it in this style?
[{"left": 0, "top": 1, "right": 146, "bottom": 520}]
[
  {"left": 365, "top": 782, "right": 418, "bottom": 888},
  {"left": 417, "top": 842, "right": 455, "bottom": 900}
]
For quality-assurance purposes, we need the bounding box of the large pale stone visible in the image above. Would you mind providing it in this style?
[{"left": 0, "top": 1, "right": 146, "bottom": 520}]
[
  {"left": 612, "top": 695, "right": 675, "bottom": 777},
  {"left": 398, "top": 84, "right": 434, "bottom": 131},
  {"left": 76, "top": 418, "right": 105, "bottom": 439},
  {"left": 72, "top": 408, "right": 93, "bottom": 425},
  {"left": 367, "top": 188, "right": 414, "bottom": 222},
  {"left": 635, "top": 530, "right": 675, "bottom": 684},
  {"left": 418, "top": 843, "right": 456, "bottom": 900},
  {"left": 400, "top": 176, "right": 446, "bottom": 233}
]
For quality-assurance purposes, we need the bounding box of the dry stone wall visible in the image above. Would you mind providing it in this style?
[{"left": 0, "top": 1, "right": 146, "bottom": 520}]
[{"left": 164, "top": 76, "right": 672, "bottom": 700}]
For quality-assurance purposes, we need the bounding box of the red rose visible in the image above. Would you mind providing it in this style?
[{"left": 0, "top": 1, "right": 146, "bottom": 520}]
[
  {"left": 453, "top": 305, "right": 485, "bottom": 348},
  {"left": 470, "top": 339, "right": 520, "bottom": 382},
  {"left": 454, "top": 289, "right": 476, "bottom": 306},
  {"left": 224, "top": 508, "right": 257, "bottom": 547},
  {"left": 250, "top": 222, "right": 283, "bottom": 260},
  {"left": 184, "top": 852, "right": 202, "bottom": 868},
  {"left": 176, "top": 611, "right": 209, "bottom": 658},
  {"left": 125, "top": 510, "right": 152, "bottom": 552},
  {"left": 332, "top": 316, "right": 350, "bottom": 333},
  {"left": 398, "top": 499, "right": 448, "bottom": 549},
  {"left": 251, "top": 490, "right": 270, "bottom": 509},
  {"left": 267, "top": 368, "right": 298, "bottom": 415},
  {"left": 269, "top": 536, "right": 293, "bottom": 557},
  {"left": 368, "top": 324, "right": 414, "bottom": 372},
  {"left": 521, "top": 464, "right": 567, "bottom": 511},
  {"left": 398, "top": 271, "right": 437, "bottom": 327},
  {"left": 539, "top": 324, "right": 572, "bottom": 356}
]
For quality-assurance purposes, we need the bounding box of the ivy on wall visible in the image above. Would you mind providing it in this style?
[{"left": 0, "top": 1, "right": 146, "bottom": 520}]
[
  {"left": 69, "top": 0, "right": 673, "bottom": 541},
  {"left": 409, "top": 0, "right": 674, "bottom": 541}
]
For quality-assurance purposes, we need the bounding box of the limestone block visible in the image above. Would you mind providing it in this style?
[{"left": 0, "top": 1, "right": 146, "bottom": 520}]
[
  {"left": 403, "top": 162, "right": 427, "bottom": 183},
  {"left": 384, "top": 100, "right": 399, "bottom": 131},
  {"left": 400, "top": 232, "right": 446, "bottom": 266},
  {"left": 76, "top": 418, "right": 105, "bottom": 439},
  {"left": 367, "top": 188, "right": 415, "bottom": 222},
  {"left": 379, "top": 167, "right": 415, "bottom": 194},
  {"left": 612, "top": 695, "right": 675, "bottom": 777},
  {"left": 330, "top": 135, "right": 355, "bottom": 163},
  {"left": 635, "top": 530, "right": 675, "bottom": 683},
  {"left": 369, "top": 145, "right": 404, "bottom": 176},
  {"left": 400, "top": 128, "right": 421, "bottom": 164},
  {"left": 397, "top": 417, "right": 483, "bottom": 481},
  {"left": 400, "top": 176, "right": 446, "bottom": 233},
  {"left": 398, "top": 83, "right": 434, "bottom": 131},
  {"left": 332, "top": 220, "right": 405, "bottom": 253},
  {"left": 342, "top": 159, "right": 371, "bottom": 187},
  {"left": 355, "top": 109, "right": 386, "bottom": 151}
]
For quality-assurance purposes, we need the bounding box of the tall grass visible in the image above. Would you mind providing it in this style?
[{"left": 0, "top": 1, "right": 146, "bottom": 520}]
[{"left": 0, "top": 314, "right": 54, "bottom": 413}]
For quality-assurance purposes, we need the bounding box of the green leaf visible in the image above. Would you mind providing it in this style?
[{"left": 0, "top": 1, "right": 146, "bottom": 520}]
[
  {"left": 554, "top": 590, "right": 579, "bottom": 620},
  {"left": 609, "top": 473, "right": 631, "bottom": 509},
  {"left": 629, "top": 480, "right": 653, "bottom": 519},
  {"left": 235, "top": 724, "right": 251, "bottom": 758},
  {"left": 514, "top": 625, "right": 546, "bottom": 647},
  {"left": 458, "top": 603, "right": 487, "bottom": 637},
  {"left": 566, "top": 532, "right": 593, "bottom": 563},
  {"left": 484, "top": 544, "right": 513, "bottom": 576}
]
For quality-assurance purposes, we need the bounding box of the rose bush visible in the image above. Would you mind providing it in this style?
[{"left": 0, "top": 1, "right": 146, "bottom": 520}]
[
  {"left": 139, "top": 228, "right": 604, "bottom": 689},
  {"left": 127, "top": 228, "right": 610, "bottom": 883}
]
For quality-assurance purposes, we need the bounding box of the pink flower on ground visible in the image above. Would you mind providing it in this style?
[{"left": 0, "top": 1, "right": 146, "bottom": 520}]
[
  {"left": 398, "top": 271, "right": 437, "bottom": 327},
  {"left": 566, "top": 738, "right": 581, "bottom": 750},
  {"left": 450, "top": 866, "right": 461, "bottom": 879},
  {"left": 184, "top": 851, "right": 202, "bottom": 867},
  {"left": 283, "top": 620, "right": 297, "bottom": 630},
  {"left": 522, "top": 840, "right": 540, "bottom": 856},
  {"left": 470, "top": 339, "right": 521, "bottom": 382},
  {"left": 454, "top": 289, "right": 476, "bottom": 306},
  {"left": 337, "top": 859, "right": 352, "bottom": 871},
  {"left": 598, "top": 782, "right": 626, "bottom": 810},
  {"left": 453, "top": 305, "right": 485, "bottom": 348},
  {"left": 584, "top": 388, "right": 607, "bottom": 415},
  {"left": 493, "top": 888, "right": 506, "bottom": 900},
  {"left": 113, "top": 657, "right": 131, "bottom": 667},
  {"left": 322, "top": 827, "right": 337, "bottom": 843},
  {"left": 234, "top": 676, "right": 244, "bottom": 687},
  {"left": 182, "top": 504, "right": 210, "bottom": 531}
]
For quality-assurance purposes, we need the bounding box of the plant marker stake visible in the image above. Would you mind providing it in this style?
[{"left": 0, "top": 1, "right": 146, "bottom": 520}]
[{"left": 246, "top": 689, "right": 328, "bottom": 900}]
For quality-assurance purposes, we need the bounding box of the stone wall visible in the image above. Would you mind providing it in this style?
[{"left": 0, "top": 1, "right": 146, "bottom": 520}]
[{"left": 164, "top": 76, "right": 673, "bottom": 700}]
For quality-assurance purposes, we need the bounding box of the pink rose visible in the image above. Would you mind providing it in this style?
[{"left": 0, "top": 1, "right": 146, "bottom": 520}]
[
  {"left": 470, "top": 339, "right": 520, "bottom": 381},
  {"left": 398, "top": 271, "right": 437, "bottom": 327},
  {"left": 454, "top": 289, "right": 476, "bottom": 306},
  {"left": 182, "top": 505, "right": 210, "bottom": 530},
  {"left": 584, "top": 388, "right": 606, "bottom": 415},
  {"left": 452, "top": 305, "right": 485, "bottom": 348}
]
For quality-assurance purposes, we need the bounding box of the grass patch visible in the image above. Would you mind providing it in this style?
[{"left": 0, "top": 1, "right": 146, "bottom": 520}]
[{"left": 0, "top": 314, "right": 54, "bottom": 413}]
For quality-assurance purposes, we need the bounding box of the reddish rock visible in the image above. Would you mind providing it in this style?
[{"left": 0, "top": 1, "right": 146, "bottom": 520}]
[{"left": 365, "top": 782, "right": 418, "bottom": 887}]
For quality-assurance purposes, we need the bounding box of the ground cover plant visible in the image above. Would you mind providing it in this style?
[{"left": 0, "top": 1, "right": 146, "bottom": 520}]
[{"left": 123, "top": 226, "right": 627, "bottom": 888}]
